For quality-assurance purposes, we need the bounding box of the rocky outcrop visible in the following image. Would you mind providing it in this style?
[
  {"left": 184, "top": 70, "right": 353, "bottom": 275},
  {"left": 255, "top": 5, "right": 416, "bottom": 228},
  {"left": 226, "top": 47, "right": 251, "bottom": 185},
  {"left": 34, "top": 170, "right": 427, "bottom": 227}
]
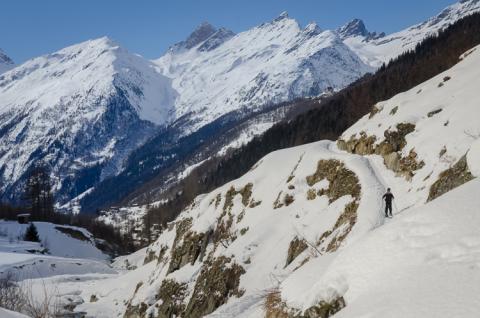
[
  {"left": 325, "top": 201, "right": 359, "bottom": 252},
  {"left": 155, "top": 279, "right": 188, "bottom": 318},
  {"left": 306, "top": 160, "right": 361, "bottom": 203},
  {"left": 305, "top": 160, "right": 361, "bottom": 253},
  {"left": 428, "top": 155, "right": 474, "bottom": 201},
  {"left": 302, "top": 298, "right": 346, "bottom": 318},
  {"left": 143, "top": 249, "right": 157, "bottom": 265},
  {"left": 124, "top": 302, "right": 148, "bottom": 318},
  {"left": 264, "top": 288, "right": 345, "bottom": 318},
  {"left": 166, "top": 217, "right": 206, "bottom": 274},
  {"left": 223, "top": 183, "right": 253, "bottom": 214},
  {"left": 167, "top": 231, "right": 210, "bottom": 274},
  {"left": 285, "top": 237, "right": 308, "bottom": 267},
  {"left": 337, "top": 123, "right": 424, "bottom": 180},
  {"left": 184, "top": 256, "right": 245, "bottom": 318}
]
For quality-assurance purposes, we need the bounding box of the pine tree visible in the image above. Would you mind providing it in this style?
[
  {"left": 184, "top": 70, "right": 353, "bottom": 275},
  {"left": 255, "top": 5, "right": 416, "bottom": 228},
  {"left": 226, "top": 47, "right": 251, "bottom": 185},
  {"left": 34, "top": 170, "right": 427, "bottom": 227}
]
[
  {"left": 24, "top": 164, "right": 54, "bottom": 221},
  {"left": 143, "top": 206, "right": 152, "bottom": 245},
  {"left": 24, "top": 223, "right": 40, "bottom": 242}
]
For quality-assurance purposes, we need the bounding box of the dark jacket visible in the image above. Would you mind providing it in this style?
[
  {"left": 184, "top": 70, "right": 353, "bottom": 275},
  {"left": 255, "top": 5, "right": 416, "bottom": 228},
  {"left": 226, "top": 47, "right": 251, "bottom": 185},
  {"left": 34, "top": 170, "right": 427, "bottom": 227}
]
[{"left": 383, "top": 192, "right": 394, "bottom": 204}]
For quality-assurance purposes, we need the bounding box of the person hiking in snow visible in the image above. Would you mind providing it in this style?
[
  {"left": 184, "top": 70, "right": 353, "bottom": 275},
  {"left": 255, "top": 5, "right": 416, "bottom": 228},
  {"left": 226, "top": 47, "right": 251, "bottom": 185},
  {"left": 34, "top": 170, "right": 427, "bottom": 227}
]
[{"left": 383, "top": 188, "right": 395, "bottom": 218}]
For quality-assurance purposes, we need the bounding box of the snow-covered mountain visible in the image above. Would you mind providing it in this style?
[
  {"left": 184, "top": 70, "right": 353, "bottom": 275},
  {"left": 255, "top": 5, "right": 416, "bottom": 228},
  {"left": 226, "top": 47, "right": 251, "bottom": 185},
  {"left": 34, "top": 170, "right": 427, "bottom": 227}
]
[
  {"left": 154, "top": 12, "right": 373, "bottom": 133},
  {"left": 0, "top": 37, "right": 177, "bottom": 204},
  {"left": 0, "top": 48, "right": 15, "bottom": 74},
  {"left": 57, "top": 43, "right": 480, "bottom": 317},
  {"left": 0, "top": 13, "right": 376, "bottom": 207},
  {"left": 1, "top": 0, "right": 478, "bottom": 211},
  {"left": 342, "top": 0, "right": 480, "bottom": 67}
]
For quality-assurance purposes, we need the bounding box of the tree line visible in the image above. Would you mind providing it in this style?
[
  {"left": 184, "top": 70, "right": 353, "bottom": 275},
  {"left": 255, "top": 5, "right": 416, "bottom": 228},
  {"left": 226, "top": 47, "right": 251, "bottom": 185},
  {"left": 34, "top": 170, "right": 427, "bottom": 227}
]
[{"left": 0, "top": 163, "right": 137, "bottom": 255}]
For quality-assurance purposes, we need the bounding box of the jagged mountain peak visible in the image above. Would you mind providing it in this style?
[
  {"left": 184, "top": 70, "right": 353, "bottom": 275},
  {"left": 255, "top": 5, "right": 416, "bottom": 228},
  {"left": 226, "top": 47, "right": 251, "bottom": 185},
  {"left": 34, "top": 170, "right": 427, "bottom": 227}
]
[
  {"left": 269, "top": 11, "right": 299, "bottom": 27},
  {"left": 254, "top": 11, "right": 298, "bottom": 31},
  {"left": 337, "top": 18, "right": 385, "bottom": 41},
  {"left": 342, "top": 0, "right": 480, "bottom": 68},
  {"left": 338, "top": 18, "right": 369, "bottom": 38},
  {"left": 198, "top": 27, "right": 235, "bottom": 52},
  {"left": 303, "top": 22, "right": 323, "bottom": 36},
  {"left": 275, "top": 10, "right": 290, "bottom": 20},
  {"left": 0, "top": 48, "right": 14, "bottom": 64},
  {"left": 190, "top": 21, "right": 217, "bottom": 39},
  {"left": 170, "top": 21, "right": 218, "bottom": 52},
  {"left": 0, "top": 48, "right": 15, "bottom": 74}
]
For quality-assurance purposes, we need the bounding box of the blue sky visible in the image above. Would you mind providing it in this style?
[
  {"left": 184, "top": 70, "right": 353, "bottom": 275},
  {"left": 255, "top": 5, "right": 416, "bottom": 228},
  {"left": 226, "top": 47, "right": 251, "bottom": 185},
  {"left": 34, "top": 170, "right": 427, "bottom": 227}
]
[{"left": 0, "top": 0, "right": 456, "bottom": 63}]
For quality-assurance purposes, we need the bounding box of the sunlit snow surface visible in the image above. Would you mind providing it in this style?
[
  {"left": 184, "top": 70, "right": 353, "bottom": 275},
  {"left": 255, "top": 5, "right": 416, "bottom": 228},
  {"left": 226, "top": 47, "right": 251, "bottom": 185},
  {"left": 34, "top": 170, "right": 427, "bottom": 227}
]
[{"left": 65, "top": 44, "right": 480, "bottom": 318}]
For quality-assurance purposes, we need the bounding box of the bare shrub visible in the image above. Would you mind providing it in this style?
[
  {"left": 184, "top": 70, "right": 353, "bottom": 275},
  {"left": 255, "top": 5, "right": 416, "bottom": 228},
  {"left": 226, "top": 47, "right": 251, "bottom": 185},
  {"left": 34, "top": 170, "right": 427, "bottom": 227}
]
[
  {"left": 0, "top": 272, "right": 26, "bottom": 312},
  {"left": 263, "top": 287, "right": 289, "bottom": 318},
  {"left": 0, "top": 272, "right": 61, "bottom": 317},
  {"left": 22, "top": 279, "right": 61, "bottom": 318}
]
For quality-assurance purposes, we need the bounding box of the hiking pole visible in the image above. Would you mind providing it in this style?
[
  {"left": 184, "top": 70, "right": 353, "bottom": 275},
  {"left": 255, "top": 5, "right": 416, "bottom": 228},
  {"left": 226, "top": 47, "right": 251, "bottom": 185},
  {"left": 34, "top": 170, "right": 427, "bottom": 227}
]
[{"left": 393, "top": 201, "right": 399, "bottom": 216}]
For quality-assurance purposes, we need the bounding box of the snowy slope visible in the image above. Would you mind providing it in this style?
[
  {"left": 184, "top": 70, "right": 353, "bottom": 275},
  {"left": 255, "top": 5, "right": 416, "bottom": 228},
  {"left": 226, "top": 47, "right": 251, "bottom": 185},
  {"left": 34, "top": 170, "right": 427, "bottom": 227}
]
[
  {"left": 283, "top": 178, "right": 480, "bottom": 318},
  {"left": 0, "top": 48, "right": 15, "bottom": 74},
  {"left": 155, "top": 13, "right": 373, "bottom": 133},
  {"left": 342, "top": 0, "right": 480, "bottom": 67},
  {"left": 0, "top": 37, "right": 177, "bottom": 204},
  {"left": 69, "top": 140, "right": 386, "bottom": 318},
  {"left": 0, "top": 221, "right": 115, "bottom": 317},
  {"left": 0, "top": 221, "right": 109, "bottom": 260},
  {"left": 66, "top": 44, "right": 480, "bottom": 317},
  {"left": 0, "top": 308, "right": 29, "bottom": 318},
  {"left": 338, "top": 44, "right": 480, "bottom": 209}
]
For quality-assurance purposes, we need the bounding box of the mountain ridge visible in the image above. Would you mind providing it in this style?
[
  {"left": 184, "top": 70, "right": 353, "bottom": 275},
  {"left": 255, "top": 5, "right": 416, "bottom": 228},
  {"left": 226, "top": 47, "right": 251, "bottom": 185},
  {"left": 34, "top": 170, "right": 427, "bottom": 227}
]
[{"left": 0, "top": 37, "right": 176, "bottom": 205}]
